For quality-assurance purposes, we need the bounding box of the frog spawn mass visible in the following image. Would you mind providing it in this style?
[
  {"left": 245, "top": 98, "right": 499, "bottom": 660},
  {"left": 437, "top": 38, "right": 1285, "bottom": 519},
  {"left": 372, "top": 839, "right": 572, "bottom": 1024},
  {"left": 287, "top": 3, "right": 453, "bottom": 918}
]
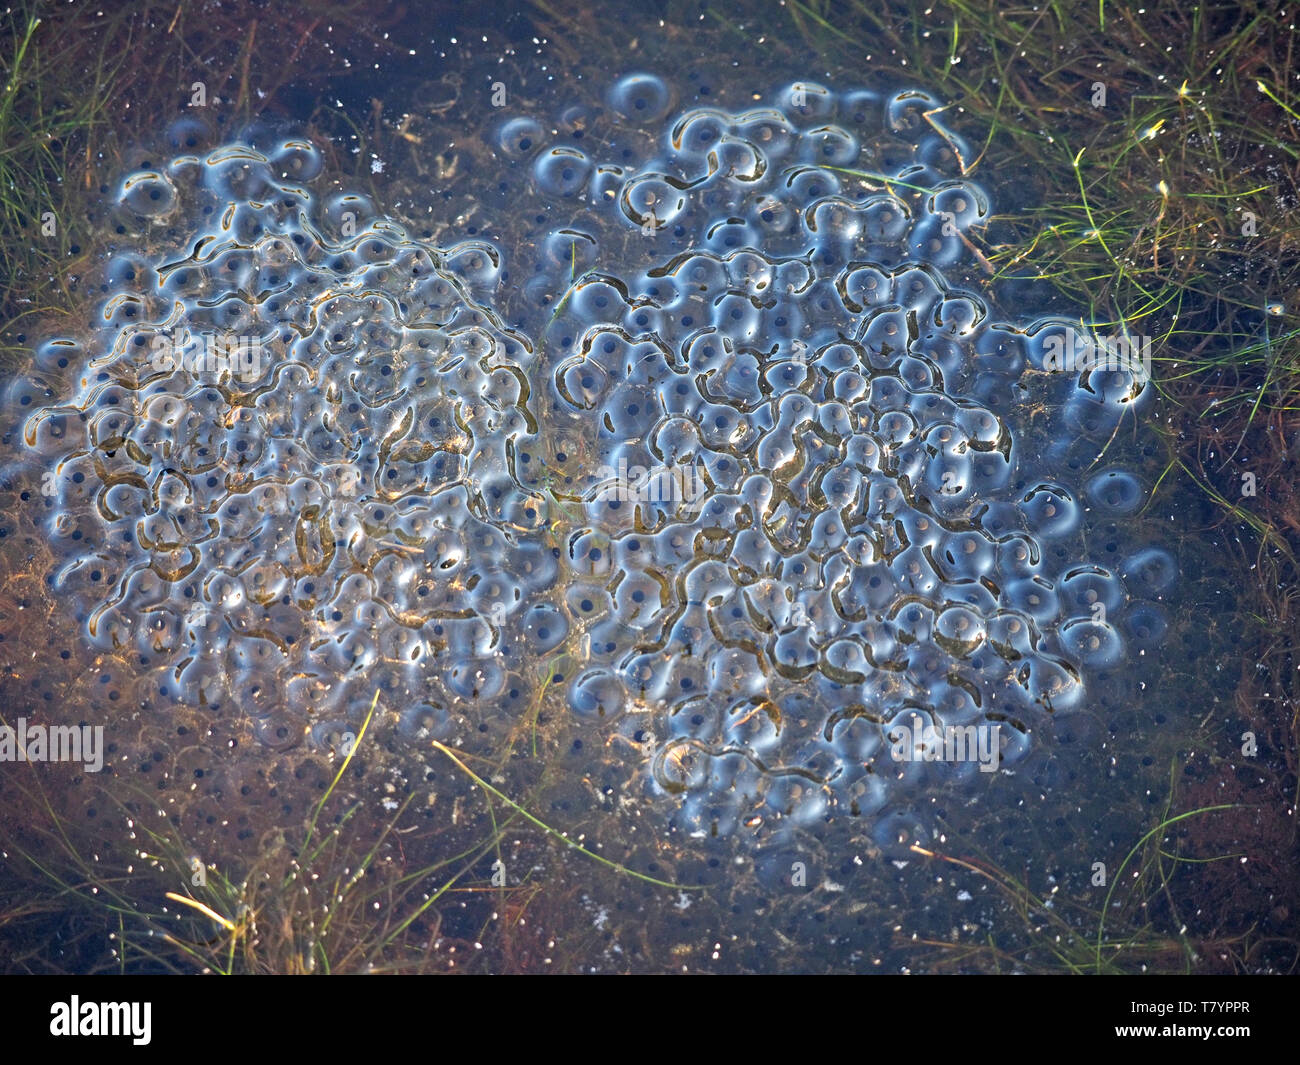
[
  {"left": 12, "top": 136, "right": 549, "bottom": 750},
  {"left": 518, "top": 78, "right": 1168, "bottom": 838},
  {"left": 8, "top": 79, "right": 1173, "bottom": 840}
]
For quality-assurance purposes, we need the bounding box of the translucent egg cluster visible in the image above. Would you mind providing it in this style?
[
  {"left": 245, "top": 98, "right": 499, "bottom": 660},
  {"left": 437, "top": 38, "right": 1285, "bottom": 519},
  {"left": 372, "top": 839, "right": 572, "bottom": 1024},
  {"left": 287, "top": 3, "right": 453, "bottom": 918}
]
[
  {"left": 9, "top": 132, "right": 550, "bottom": 745},
  {"left": 7, "top": 77, "right": 1174, "bottom": 840},
  {"left": 508, "top": 77, "right": 1169, "bottom": 836}
]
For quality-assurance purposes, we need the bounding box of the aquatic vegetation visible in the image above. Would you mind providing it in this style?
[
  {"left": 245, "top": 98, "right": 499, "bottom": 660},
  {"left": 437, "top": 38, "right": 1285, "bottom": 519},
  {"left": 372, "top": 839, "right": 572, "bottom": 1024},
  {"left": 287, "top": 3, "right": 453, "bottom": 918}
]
[
  {"left": 907, "top": 767, "right": 1250, "bottom": 974},
  {"left": 0, "top": 0, "right": 405, "bottom": 363},
  {"left": 0, "top": 693, "right": 522, "bottom": 974}
]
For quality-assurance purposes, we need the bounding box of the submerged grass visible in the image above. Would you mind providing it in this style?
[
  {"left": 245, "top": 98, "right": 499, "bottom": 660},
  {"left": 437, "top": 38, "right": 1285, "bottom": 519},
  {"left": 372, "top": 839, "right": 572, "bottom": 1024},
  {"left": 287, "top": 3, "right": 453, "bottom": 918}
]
[
  {"left": 0, "top": 0, "right": 405, "bottom": 365},
  {"left": 0, "top": 7, "right": 127, "bottom": 361},
  {"left": 0, "top": 689, "right": 687, "bottom": 973},
  {"left": 433, "top": 740, "right": 691, "bottom": 890},
  {"left": 910, "top": 787, "right": 1251, "bottom": 973},
  {"left": 3, "top": 694, "right": 475, "bottom": 972}
]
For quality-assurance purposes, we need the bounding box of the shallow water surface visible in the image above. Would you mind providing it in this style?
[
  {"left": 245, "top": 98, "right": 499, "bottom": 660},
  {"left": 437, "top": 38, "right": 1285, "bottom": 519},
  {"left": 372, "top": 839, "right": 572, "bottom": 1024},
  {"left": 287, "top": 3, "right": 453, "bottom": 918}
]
[{"left": 0, "top": 0, "right": 1284, "bottom": 975}]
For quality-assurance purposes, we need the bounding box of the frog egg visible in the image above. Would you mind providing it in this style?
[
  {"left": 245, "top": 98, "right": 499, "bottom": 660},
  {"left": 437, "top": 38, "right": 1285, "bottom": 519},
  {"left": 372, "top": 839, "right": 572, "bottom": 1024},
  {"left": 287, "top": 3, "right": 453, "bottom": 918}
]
[
  {"left": 884, "top": 88, "right": 943, "bottom": 135},
  {"left": 748, "top": 190, "right": 798, "bottom": 234},
  {"left": 569, "top": 669, "right": 627, "bottom": 723},
  {"left": 712, "top": 138, "right": 765, "bottom": 182},
  {"left": 933, "top": 295, "right": 986, "bottom": 337},
  {"left": 1015, "top": 656, "right": 1084, "bottom": 713},
  {"left": 609, "top": 73, "right": 675, "bottom": 123},
  {"left": 1123, "top": 601, "right": 1170, "bottom": 649},
  {"left": 6, "top": 372, "right": 59, "bottom": 420},
  {"left": 930, "top": 182, "right": 988, "bottom": 230},
  {"left": 1022, "top": 483, "right": 1081, "bottom": 538},
  {"left": 704, "top": 645, "right": 762, "bottom": 700},
  {"left": 805, "top": 197, "right": 867, "bottom": 244},
  {"left": 839, "top": 88, "right": 883, "bottom": 127},
  {"left": 1021, "top": 317, "right": 1079, "bottom": 371},
  {"left": 1006, "top": 576, "right": 1060, "bottom": 626},
  {"left": 934, "top": 605, "right": 987, "bottom": 658},
  {"left": 799, "top": 124, "right": 859, "bottom": 166},
  {"left": 253, "top": 710, "right": 303, "bottom": 752},
  {"left": 781, "top": 165, "right": 841, "bottom": 202},
  {"left": 532, "top": 146, "right": 594, "bottom": 197},
  {"left": 442, "top": 241, "right": 502, "bottom": 291},
  {"left": 915, "top": 130, "right": 970, "bottom": 173},
  {"left": 1086, "top": 468, "right": 1145, "bottom": 514},
  {"left": 986, "top": 610, "right": 1035, "bottom": 660},
  {"left": 322, "top": 190, "right": 377, "bottom": 236},
  {"left": 734, "top": 109, "right": 798, "bottom": 161},
  {"left": 703, "top": 217, "right": 761, "bottom": 254},
  {"left": 972, "top": 324, "right": 1026, "bottom": 375},
  {"left": 270, "top": 138, "right": 324, "bottom": 181},
  {"left": 723, "top": 251, "right": 772, "bottom": 294},
  {"left": 994, "top": 719, "right": 1033, "bottom": 767},
  {"left": 446, "top": 659, "right": 507, "bottom": 701},
  {"left": 953, "top": 403, "right": 1003, "bottom": 447},
  {"left": 859, "top": 195, "right": 911, "bottom": 245},
  {"left": 1059, "top": 617, "right": 1125, "bottom": 668},
  {"left": 1057, "top": 565, "right": 1126, "bottom": 618},
  {"left": 522, "top": 602, "right": 569, "bottom": 654},
  {"left": 871, "top": 808, "right": 931, "bottom": 859},
  {"left": 1120, "top": 546, "right": 1178, "bottom": 598},
  {"left": 890, "top": 264, "right": 941, "bottom": 310},
  {"left": 620, "top": 174, "right": 688, "bottom": 228},
  {"left": 908, "top": 214, "right": 965, "bottom": 267},
  {"left": 839, "top": 265, "right": 891, "bottom": 313},
  {"left": 497, "top": 115, "right": 545, "bottom": 158},
  {"left": 934, "top": 530, "right": 996, "bottom": 578},
  {"left": 201, "top": 145, "right": 275, "bottom": 201},
  {"left": 650, "top": 743, "right": 712, "bottom": 801},
  {"left": 163, "top": 114, "right": 211, "bottom": 153},
  {"left": 1061, "top": 383, "right": 1131, "bottom": 437},
  {"left": 772, "top": 627, "right": 819, "bottom": 676},
  {"left": 670, "top": 109, "right": 731, "bottom": 163},
  {"left": 781, "top": 80, "right": 836, "bottom": 120},
  {"left": 765, "top": 774, "right": 830, "bottom": 826},
  {"left": 118, "top": 170, "right": 178, "bottom": 218},
  {"left": 397, "top": 702, "right": 456, "bottom": 742},
  {"left": 924, "top": 455, "right": 975, "bottom": 512},
  {"left": 753, "top": 844, "right": 814, "bottom": 891}
]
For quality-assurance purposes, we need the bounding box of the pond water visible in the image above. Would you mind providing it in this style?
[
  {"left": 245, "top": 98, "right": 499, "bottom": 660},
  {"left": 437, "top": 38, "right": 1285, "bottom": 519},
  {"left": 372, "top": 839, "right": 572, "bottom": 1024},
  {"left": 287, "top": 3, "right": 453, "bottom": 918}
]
[{"left": 0, "top": 1, "right": 1281, "bottom": 973}]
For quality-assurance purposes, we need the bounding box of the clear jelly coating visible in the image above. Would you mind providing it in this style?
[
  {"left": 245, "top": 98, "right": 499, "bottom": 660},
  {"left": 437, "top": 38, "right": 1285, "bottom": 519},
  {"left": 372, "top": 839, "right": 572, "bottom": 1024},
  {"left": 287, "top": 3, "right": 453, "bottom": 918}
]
[
  {"left": 9, "top": 80, "right": 1171, "bottom": 841},
  {"left": 11, "top": 130, "right": 547, "bottom": 745},
  {"left": 504, "top": 78, "right": 1164, "bottom": 837}
]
